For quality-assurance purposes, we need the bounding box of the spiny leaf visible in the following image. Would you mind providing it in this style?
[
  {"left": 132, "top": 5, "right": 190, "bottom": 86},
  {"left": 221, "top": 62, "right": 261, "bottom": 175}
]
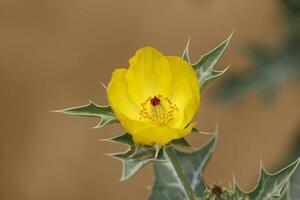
[
  {"left": 106, "top": 136, "right": 166, "bottom": 181},
  {"left": 104, "top": 133, "right": 191, "bottom": 148},
  {"left": 103, "top": 133, "right": 134, "bottom": 146},
  {"left": 173, "top": 134, "right": 217, "bottom": 197},
  {"left": 129, "top": 145, "right": 159, "bottom": 160},
  {"left": 55, "top": 101, "right": 118, "bottom": 128},
  {"left": 192, "top": 127, "right": 200, "bottom": 133},
  {"left": 200, "top": 65, "right": 230, "bottom": 90},
  {"left": 192, "top": 127, "right": 218, "bottom": 136},
  {"left": 270, "top": 162, "right": 300, "bottom": 200},
  {"left": 289, "top": 163, "right": 300, "bottom": 199},
  {"left": 108, "top": 146, "right": 142, "bottom": 181},
  {"left": 182, "top": 39, "right": 191, "bottom": 63},
  {"left": 103, "top": 134, "right": 194, "bottom": 181},
  {"left": 272, "top": 183, "right": 292, "bottom": 200},
  {"left": 148, "top": 134, "right": 217, "bottom": 200},
  {"left": 149, "top": 159, "right": 188, "bottom": 200},
  {"left": 233, "top": 158, "right": 300, "bottom": 200},
  {"left": 285, "top": 129, "right": 300, "bottom": 199},
  {"left": 214, "top": 0, "right": 300, "bottom": 103},
  {"left": 183, "top": 33, "right": 232, "bottom": 91},
  {"left": 171, "top": 137, "right": 192, "bottom": 148}
]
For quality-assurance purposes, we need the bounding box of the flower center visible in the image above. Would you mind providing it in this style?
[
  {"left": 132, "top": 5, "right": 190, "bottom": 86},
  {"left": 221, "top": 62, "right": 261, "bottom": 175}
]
[
  {"left": 150, "top": 96, "right": 161, "bottom": 106},
  {"left": 139, "top": 95, "right": 178, "bottom": 125}
]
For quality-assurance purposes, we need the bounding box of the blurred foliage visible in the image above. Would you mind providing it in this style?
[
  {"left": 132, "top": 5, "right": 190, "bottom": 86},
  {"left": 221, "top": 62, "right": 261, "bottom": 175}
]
[
  {"left": 214, "top": 0, "right": 300, "bottom": 103},
  {"left": 215, "top": 0, "right": 300, "bottom": 198}
]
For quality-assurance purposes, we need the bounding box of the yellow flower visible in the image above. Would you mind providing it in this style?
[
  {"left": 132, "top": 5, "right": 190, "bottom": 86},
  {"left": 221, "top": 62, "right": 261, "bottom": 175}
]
[{"left": 107, "top": 47, "right": 200, "bottom": 145}]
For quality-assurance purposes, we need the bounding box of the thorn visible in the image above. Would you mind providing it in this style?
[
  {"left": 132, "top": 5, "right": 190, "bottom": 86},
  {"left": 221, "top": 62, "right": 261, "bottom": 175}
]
[
  {"left": 259, "top": 157, "right": 265, "bottom": 172},
  {"left": 99, "top": 81, "right": 108, "bottom": 90},
  {"left": 182, "top": 38, "right": 191, "bottom": 63},
  {"left": 104, "top": 152, "right": 115, "bottom": 158},
  {"left": 214, "top": 124, "right": 219, "bottom": 133},
  {"left": 232, "top": 172, "right": 237, "bottom": 186},
  {"left": 100, "top": 138, "right": 111, "bottom": 142},
  {"left": 154, "top": 144, "right": 161, "bottom": 159},
  {"left": 198, "top": 130, "right": 214, "bottom": 135},
  {"left": 226, "top": 30, "right": 235, "bottom": 42},
  {"left": 119, "top": 175, "right": 128, "bottom": 182},
  {"left": 185, "top": 37, "right": 191, "bottom": 50},
  {"left": 50, "top": 109, "right": 63, "bottom": 113},
  {"left": 228, "top": 179, "right": 232, "bottom": 190},
  {"left": 219, "top": 65, "right": 231, "bottom": 73}
]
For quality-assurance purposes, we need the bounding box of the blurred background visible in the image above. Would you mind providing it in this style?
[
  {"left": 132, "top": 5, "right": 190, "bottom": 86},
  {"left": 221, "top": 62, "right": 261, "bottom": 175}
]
[{"left": 0, "top": 0, "right": 299, "bottom": 199}]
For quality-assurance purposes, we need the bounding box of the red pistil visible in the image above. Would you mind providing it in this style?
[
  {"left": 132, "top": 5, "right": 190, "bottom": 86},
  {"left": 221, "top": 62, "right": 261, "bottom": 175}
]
[{"left": 150, "top": 96, "right": 161, "bottom": 106}]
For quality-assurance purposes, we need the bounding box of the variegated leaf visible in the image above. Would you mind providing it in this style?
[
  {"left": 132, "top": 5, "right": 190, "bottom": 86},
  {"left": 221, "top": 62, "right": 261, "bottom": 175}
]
[{"left": 55, "top": 101, "right": 118, "bottom": 128}]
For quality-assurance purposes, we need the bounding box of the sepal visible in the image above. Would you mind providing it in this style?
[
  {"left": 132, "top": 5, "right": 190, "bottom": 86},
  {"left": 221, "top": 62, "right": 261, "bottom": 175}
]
[
  {"left": 171, "top": 138, "right": 192, "bottom": 148},
  {"left": 182, "top": 38, "right": 191, "bottom": 63},
  {"left": 102, "top": 133, "right": 133, "bottom": 146}
]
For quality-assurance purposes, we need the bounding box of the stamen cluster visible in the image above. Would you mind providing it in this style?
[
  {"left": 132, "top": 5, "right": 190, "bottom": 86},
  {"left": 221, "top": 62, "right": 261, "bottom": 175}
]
[{"left": 139, "top": 95, "right": 178, "bottom": 125}]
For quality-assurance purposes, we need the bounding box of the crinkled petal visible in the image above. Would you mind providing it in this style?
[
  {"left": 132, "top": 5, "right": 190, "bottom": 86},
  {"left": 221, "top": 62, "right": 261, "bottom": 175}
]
[
  {"left": 166, "top": 56, "right": 200, "bottom": 129},
  {"left": 125, "top": 47, "right": 172, "bottom": 105},
  {"left": 107, "top": 68, "right": 139, "bottom": 122}
]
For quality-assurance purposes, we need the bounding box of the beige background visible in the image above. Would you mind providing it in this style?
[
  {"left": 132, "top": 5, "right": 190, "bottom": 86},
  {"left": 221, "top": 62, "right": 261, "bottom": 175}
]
[{"left": 0, "top": 0, "right": 299, "bottom": 199}]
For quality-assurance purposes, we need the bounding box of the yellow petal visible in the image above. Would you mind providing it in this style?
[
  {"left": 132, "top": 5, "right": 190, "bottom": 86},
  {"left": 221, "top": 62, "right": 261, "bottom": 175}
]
[
  {"left": 166, "top": 56, "right": 200, "bottom": 129},
  {"left": 107, "top": 68, "right": 139, "bottom": 121},
  {"left": 132, "top": 122, "right": 196, "bottom": 145},
  {"left": 125, "top": 47, "right": 172, "bottom": 105},
  {"left": 107, "top": 47, "right": 200, "bottom": 146}
]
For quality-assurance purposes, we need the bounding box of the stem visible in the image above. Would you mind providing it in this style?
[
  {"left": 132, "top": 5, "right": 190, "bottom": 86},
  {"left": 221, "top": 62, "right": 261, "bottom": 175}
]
[{"left": 165, "top": 146, "right": 198, "bottom": 200}]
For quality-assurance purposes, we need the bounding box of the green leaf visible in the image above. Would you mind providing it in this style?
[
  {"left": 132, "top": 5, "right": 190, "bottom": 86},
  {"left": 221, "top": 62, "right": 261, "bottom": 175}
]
[
  {"left": 55, "top": 101, "right": 118, "bottom": 128},
  {"left": 103, "top": 133, "right": 134, "bottom": 146},
  {"left": 103, "top": 133, "right": 197, "bottom": 182},
  {"left": 192, "top": 127, "right": 200, "bottom": 133},
  {"left": 105, "top": 134, "right": 166, "bottom": 181},
  {"left": 149, "top": 158, "right": 189, "bottom": 200},
  {"left": 171, "top": 137, "right": 192, "bottom": 148},
  {"left": 284, "top": 130, "right": 300, "bottom": 199},
  {"left": 182, "top": 39, "right": 191, "bottom": 63},
  {"left": 272, "top": 183, "right": 292, "bottom": 200},
  {"left": 183, "top": 33, "right": 232, "bottom": 91},
  {"left": 289, "top": 164, "right": 300, "bottom": 199},
  {"left": 192, "top": 127, "right": 217, "bottom": 135},
  {"left": 109, "top": 146, "right": 141, "bottom": 181},
  {"left": 200, "top": 66, "right": 230, "bottom": 90},
  {"left": 271, "top": 159, "right": 300, "bottom": 200},
  {"left": 233, "top": 158, "right": 300, "bottom": 200},
  {"left": 109, "top": 145, "right": 165, "bottom": 181},
  {"left": 148, "top": 134, "right": 217, "bottom": 200},
  {"left": 213, "top": 0, "right": 300, "bottom": 104}
]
